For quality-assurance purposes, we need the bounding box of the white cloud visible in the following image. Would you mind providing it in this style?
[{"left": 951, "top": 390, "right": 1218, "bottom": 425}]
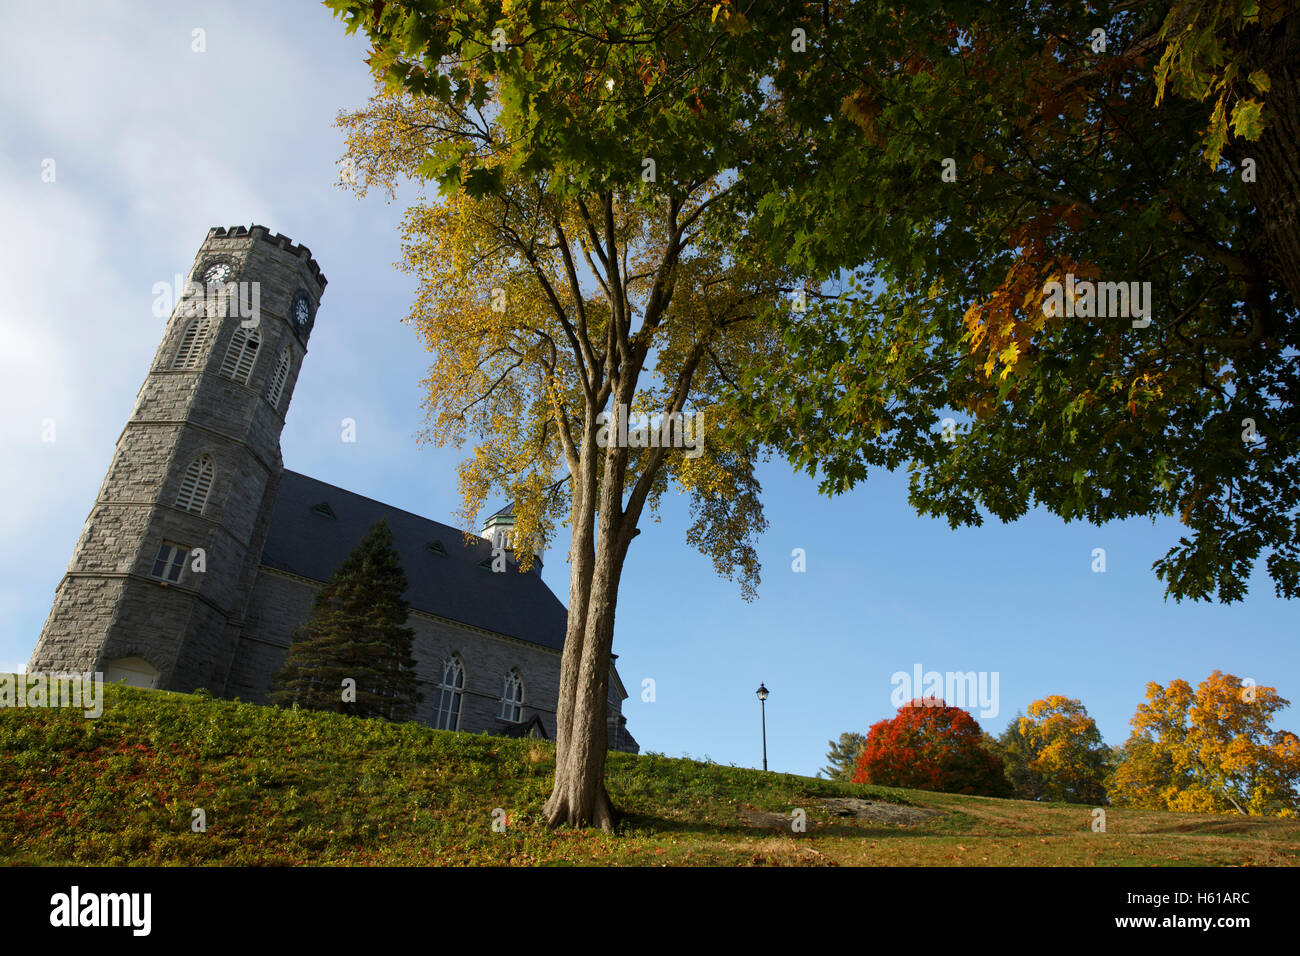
[{"left": 0, "top": 0, "right": 378, "bottom": 668}]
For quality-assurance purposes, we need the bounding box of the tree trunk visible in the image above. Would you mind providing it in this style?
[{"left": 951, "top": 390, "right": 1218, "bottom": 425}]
[
  {"left": 544, "top": 392, "right": 641, "bottom": 827},
  {"left": 541, "top": 191, "right": 683, "bottom": 828},
  {"left": 544, "top": 474, "right": 631, "bottom": 829},
  {"left": 1245, "top": 10, "right": 1300, "bottom": 310},
  {"left": 542, "top": 554, "right": 620, "bottom": 829},
  {"left": 550, "top": 420, "right": 598, "bottom": 764}
]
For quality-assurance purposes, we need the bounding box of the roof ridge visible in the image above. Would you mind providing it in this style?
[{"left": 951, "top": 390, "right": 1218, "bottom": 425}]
[{"left": 283, "top": 469, "right": 476, "bottom": 541}]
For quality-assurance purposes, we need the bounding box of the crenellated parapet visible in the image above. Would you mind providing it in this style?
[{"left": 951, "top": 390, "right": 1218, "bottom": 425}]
[{"left": 205, "top": 225, "right": 327, "bottom": 290}]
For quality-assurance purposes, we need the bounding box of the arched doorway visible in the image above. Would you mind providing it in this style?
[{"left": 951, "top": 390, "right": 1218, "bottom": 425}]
[{"left": 105, "top": 657, "right": 159, "bottom": 689}]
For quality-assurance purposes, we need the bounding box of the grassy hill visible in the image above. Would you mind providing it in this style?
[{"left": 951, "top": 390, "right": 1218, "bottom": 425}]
[{"left": 2, "top": 680, "right": 1298, "bottom": 866}]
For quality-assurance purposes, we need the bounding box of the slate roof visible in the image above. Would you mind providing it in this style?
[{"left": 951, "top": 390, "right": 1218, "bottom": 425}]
[{"left": 259, "top": 470, "right": 567, "bottom": 652}]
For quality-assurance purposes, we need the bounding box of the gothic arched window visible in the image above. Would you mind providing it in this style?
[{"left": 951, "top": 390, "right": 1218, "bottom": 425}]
[
  {"left": 434, "top": 655, "right": 465, "bottom": 731},
  {"left": 220, "top": 325, "right": 261, "bottom": 385},
  {"left": 175, "top": 455, "right": 215, "bottom": 514},
  {"left": 500, "top": 670, "right": 524, "bottom": 723},
  {"left": 267, "top": 347, "right": 291, "bottom": 409},
  {"left": 172, "top": 316, "right": 212, "bottom": 369}
]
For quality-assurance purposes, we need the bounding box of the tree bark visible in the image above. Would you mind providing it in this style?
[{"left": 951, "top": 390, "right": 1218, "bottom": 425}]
[
  {"left": 543, "top": 438, "right": 633, "bottom": 829},
  {"left": 1244, "top": 10, "right": 1300, "bottom": 311},
  {"left": 542, "top": 545, "right": 622, "bottom": 829},
  {"left": 550, "top": 412, "right": 598, "bottom": 765}
]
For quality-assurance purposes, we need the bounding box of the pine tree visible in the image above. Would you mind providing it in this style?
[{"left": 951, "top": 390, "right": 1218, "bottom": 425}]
[
  {"left": 270, "top": 519, "right": 421, "bottom": 721},
  {"left": 822, "top": 732, "right": 867, "bottom": 781}
]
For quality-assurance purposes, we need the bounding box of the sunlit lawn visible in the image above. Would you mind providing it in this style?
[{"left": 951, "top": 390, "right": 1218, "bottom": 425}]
[{"left": 2, "top": 681, "right": 1296, "bottom": 866}]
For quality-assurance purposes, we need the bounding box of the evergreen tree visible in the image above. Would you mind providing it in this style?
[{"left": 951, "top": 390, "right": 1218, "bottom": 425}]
[
  {"left": 995, "top": 717, "right": 1043, "bottom": 802},
  {"left": 270, "top": 519, "right": 421, "bottom": 721},
  {"left": 822, "top": 732, "right": 867, "bottom": 781}
]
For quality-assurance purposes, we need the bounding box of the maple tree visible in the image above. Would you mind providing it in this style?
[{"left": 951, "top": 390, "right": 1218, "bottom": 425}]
[
  {"left": 852, "top": 699, "right": 1010, "bottom": 797},
  {"left": 328, "top": 0, "right": 1299, "bottom": 603},
  {"left": 322, "top": 0, "right": 1298, "bottom": 824},
  {"left": 741, "top": 0, "right": 1299, "bottom": 603},
  {"left": 1107, "top": 670, "right": 1300, "bottom": 816},
  {"left": 997, "top": 696, "right": 1113, "bottom": 803}
]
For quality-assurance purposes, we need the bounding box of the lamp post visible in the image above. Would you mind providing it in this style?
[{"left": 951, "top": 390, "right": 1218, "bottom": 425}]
[{"left": 756, "top": 682, "right": 769, "bottom": 771}]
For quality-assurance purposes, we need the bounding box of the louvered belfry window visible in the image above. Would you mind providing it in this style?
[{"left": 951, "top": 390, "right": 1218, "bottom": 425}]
[
  {"left": 267, "top": 347, "right": 291, "bottom": 409},
  {"left": 220, "top": 325, "right": 261, "bottom": 384},
  {"left": 172, "top": 317, "right": 212, "bottom": 369},
  {"left": 175, "top": 455, "right": 215, "bottom": 514}
]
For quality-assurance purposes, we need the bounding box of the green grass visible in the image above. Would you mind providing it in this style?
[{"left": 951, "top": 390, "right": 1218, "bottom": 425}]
[{"left": 2, "top": 680, "right": 1298, "bottom": 866}]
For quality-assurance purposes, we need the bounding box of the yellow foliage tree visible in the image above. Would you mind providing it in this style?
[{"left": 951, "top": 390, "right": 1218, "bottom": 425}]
[
  {"left": 1010, "top": 696, "right": 1110, "bottom": 804},
  {"left": 337, "top": 85, "right": 797, "bottom": 828},
  {"left": 1108, "top": 671, "right": 1300, "bottom": 817}
]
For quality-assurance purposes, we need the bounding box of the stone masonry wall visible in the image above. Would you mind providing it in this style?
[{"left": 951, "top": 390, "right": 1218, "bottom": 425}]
[
  {"left": 232, "top": 567, "right": 631, "bottom": 745},
  {"left": 29, "top": 226, "right": 325, "bottom": 690}
]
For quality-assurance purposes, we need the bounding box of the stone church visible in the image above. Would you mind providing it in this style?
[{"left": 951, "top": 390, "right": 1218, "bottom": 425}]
[{"left": 27, "top": 225, "right": 638, "bottom": 753}]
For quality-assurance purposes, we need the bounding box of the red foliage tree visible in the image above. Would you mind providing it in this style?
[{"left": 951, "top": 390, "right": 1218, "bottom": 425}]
[{"left": 852, "top": 698, "right": 1010, "bottom": 797}]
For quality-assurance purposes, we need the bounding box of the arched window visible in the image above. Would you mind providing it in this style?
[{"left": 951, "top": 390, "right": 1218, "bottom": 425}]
[
  {"left": 500, "top": 670, "right": 524, "bottom": 722},
  {"left": 434, "top": 655, "right": 465, "bottom": 731},
  {"left": 267, "top": 347, "right": 291, "bottom": 409},
  {"left": 172, "top": 316, "right": 212, "bottom": 369},
  {"left": 175, "top": 455, "right": 215, "bottom": 514},
  {"left": 219, "top": 325, "right": 261, "bottom": 385}
]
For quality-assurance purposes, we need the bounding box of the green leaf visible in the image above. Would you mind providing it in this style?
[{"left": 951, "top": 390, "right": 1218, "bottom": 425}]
[
  {"left": 1230, "top": 98, "right": 1265, "bottom": 140},
  {"left": 462, "top": 166, "right": 504, "bottom": 198}
]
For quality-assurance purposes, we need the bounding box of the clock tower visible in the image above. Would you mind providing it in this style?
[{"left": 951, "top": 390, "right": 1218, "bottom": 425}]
[{"left": 29, "top": 226, "right": 326, "bottom": 692}]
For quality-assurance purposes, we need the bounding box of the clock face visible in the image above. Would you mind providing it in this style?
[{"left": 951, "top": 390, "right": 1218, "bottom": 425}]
[
  {"left": 294, "top": 298, "right": 311, "bottom": 332},
  {"left": 202, "top": 262, "right": 231, "bottom": 286}
]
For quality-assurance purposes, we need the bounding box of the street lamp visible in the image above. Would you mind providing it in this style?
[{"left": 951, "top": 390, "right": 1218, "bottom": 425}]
[{"left": 756, "top": 682, "right": 769, "bottom": 771}]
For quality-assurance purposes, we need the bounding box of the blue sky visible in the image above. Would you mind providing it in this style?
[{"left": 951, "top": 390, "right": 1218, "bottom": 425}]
[{"left": 1, "top": 1, "right": 1294, "bottom": 779}]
